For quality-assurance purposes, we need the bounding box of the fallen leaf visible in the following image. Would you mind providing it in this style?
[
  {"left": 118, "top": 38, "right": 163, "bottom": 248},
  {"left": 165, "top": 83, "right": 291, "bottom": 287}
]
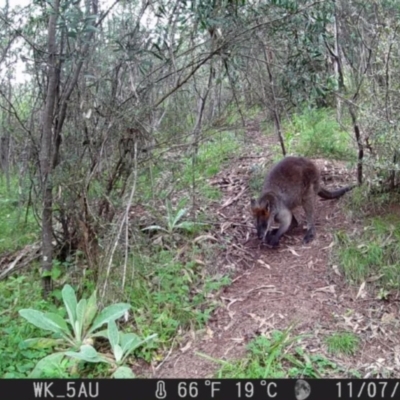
[
  {"left": 287, "top": 247, "right": 300, "bottom": 256},
  {"left": 366, "top": 274, "right": 384, "bottom": 283},
  {"left": 223, "top": 319, "right": 236, "bottom": 331},
  {"left": 205, "top": 326, "right": 214, "bottom": 339},
  {"left": 321, "top": 241, "right": 335, "bottom": 250},
  {"left": 180, "top": 341, "right": 192, "bottom": 353},
  {"left": 332, "top": 265, "right": 341, "bottom": 276},
  {"left": 220, "top": 222, "right": 231, "bottom": 234},
  {"left": 193, "top": 235, "right": 218, "bottom": 243},
  {"left": 314, "top": 285, "right": 336, "bottom": 294},
  {"left": 381, "top": 313, "right": 396, "bottom": 324},
  {"left": 356, "top": 281, "right": 367, "bottom": 299},
  {"left": 257, "top": 259, "right": 271, "bottom": 269}
]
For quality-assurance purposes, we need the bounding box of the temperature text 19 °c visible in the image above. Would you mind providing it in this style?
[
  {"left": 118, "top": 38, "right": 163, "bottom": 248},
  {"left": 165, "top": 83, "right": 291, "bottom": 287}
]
[{"left": 237, "top": 381, "right": 277, "bottom": 398}]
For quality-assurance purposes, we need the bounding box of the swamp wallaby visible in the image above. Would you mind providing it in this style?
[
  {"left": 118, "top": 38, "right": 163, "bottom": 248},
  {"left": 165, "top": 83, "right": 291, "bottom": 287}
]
[{"left": 250, "top": 156, "right": 354, "bottom": 247}]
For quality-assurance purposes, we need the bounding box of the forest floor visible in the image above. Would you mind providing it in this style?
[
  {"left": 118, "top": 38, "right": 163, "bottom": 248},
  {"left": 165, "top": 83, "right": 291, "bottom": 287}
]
[{"left": 147, "top": 118, "right": 400, "bottom": 379}]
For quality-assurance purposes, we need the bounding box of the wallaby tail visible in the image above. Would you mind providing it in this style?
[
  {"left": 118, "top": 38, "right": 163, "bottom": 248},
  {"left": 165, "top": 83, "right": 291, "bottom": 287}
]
[{"left": 318, "top": 185, "right": 355, "bottom": 200}]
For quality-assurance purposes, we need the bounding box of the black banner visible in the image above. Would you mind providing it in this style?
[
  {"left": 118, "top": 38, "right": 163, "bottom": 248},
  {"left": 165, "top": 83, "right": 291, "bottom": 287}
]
[{"left": 1, "top": 378, "right": 399, "bottom": 399}]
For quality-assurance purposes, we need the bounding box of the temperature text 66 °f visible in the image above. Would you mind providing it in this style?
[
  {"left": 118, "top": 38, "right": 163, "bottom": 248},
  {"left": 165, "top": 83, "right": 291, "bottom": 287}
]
[
  {"left": 178, "top": 382, "right": 199, "bottom": 398},
  {"left": 236, "top": 381, "right": 278, "bottom": 398}
]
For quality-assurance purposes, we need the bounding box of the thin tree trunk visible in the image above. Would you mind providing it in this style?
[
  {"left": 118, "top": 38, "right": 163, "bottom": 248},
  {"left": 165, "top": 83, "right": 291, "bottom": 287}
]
[
  {"left": 1, "top": 0, "right": 11, "bottom": 194},
  {"left": 39, "top": 0, "right": 60, "bottom": 295},
  {"left": 333, "top": 0, "right": 342, "bottom": 122},
  {"left": 223, "top": 60, "right": 246, "bottom": 129},
  {"left": 191, "top": 64, "right": 213, "bottom": 218},
  {"left": 349, "top": 107, "right": 363, "bottom": 185},
  {"left": 263, "top": 45, "right": 286, "bottom": 156}
]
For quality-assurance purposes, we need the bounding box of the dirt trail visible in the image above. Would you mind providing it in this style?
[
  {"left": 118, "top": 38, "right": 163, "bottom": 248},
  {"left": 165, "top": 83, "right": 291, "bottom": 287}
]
[{"left": 152, "top": 120, "right": 400, "bottom": 378}]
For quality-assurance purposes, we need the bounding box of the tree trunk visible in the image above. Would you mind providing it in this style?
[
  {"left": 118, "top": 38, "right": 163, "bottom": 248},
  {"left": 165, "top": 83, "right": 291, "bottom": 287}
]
[{"left": 39, "top": 0, "right": 60, "bottom": 296}]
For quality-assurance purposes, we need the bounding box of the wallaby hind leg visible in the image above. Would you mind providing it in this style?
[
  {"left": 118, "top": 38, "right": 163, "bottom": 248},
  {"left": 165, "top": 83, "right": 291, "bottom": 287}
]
[
  {"left": 266, "top": 208, "right": 292, "bottom": 247},
  {"left": 290, "top": 214, "right": 299, "bottom": 229},
  {"left": 302, "top": 195, "right": 316, "bottom": 243}
]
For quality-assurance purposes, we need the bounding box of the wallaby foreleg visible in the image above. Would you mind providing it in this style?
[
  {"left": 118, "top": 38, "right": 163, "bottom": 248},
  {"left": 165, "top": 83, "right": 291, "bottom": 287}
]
[
  {"left": 265, "top": 213, "right": 298, "bottom": 241},
  {"left": 266, "top": 208, "right": 292, "bottom": 247},
  {"left": 302, "top": 196, "right": 316, "bottom": 243}
]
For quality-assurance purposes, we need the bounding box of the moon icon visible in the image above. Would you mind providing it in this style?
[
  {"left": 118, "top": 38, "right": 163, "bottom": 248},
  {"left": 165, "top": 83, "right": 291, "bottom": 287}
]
[{"left": 294, "top": 379, "right": 311, "bottom": 400}]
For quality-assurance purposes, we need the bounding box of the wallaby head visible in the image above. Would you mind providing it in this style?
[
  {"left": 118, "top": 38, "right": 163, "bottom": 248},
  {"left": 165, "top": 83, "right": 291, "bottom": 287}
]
[{"left": 250, "top": 192, "right": 276, "bottom": 240}]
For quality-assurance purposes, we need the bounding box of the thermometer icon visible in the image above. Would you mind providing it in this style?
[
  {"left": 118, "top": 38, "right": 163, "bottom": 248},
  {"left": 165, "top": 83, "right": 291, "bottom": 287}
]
[{"left": 155, "top": 380, "right": 167, "bottom": 399}]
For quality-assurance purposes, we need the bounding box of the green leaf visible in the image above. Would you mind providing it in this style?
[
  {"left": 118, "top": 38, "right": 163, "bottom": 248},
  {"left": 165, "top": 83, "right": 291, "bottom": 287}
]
[
  {"left": 120, "top": 333, "right": 141, "bottom": 354},
  {"left": 91, "top": 329, "right": 108, "bottom": 338},
  {"left": 84, "top": 14, "right": 97, "bottom": 22},
  {"left": 28, "top": 352, "right": 66, "bottom": 378},
  {"left": 19, "top": 309, "right": 67, "bottom": 334},
  {"left": 114, "top": 344, "right": 123, "bottom": 363},
  {"left": 107, "top": 320, "right": 120, "bottom": 354},
  {"left": 120, "top": 333, "right": 157, "bottom": 363},
  {"left": 75, "top": 298, "right": 87, "bottom": 340},
  {"left": 62, "top": 285, "right": 77, "bottom": 327},
  {"left": 45, "top": 312, "right": 71, "bottom": 336},
  {"left": 113, "top": 366, "right": 135, "bottom": 378},
  {"left": 83, "top": 290, "right": 98, "bottom": 333},
  {"left": 141, "top": 225, "right": 164, "bottom": 231},
  {"left": 172, "top": 208, "right": 188, "bottom": 227},
  {"left": 24, "top": 338, "right": 66, "bottom": 349},
  {"left": 74, "top": 320, "right": 81, "bottom": 343},
  {"left": 176, "top": 221, "right": 196, "bottom": 231},
  {"left": 84, "top": 25, "right": 99, "bottom": 33},
  {"left": 65, "top": 344, "right": 110, "bottom": 364},
  {"left": 89, "top": 303, "right": 131, "bottom": 334}
]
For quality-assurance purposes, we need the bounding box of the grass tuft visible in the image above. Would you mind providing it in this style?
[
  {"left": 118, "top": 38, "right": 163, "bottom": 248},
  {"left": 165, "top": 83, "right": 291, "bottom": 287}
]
[
  {"left": 334, "top": 215, "right": 400, "bottom": 291},
  {"left": 325, "top": 332, "right": 359, "bottom": 356}
]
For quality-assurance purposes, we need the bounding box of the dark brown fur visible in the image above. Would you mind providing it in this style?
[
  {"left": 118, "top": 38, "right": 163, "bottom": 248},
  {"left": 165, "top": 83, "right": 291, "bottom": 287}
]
[{"left": 250, "top": 156, "right": 354, "bottom": 247}]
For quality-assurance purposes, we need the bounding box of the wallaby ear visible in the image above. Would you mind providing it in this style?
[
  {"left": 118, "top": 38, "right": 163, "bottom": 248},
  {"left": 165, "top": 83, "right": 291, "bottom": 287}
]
[
  {"left": 259, "top": 192, "right": 274, "bottom": 211},
  {"left": 258, "top": 198, "right": 268, "bottom": 210}
]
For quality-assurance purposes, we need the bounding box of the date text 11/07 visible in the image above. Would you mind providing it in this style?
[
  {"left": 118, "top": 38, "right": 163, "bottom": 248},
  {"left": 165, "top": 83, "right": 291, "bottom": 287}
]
[{"left": 336, "top": 381, "right": 399, "bottom": 399}]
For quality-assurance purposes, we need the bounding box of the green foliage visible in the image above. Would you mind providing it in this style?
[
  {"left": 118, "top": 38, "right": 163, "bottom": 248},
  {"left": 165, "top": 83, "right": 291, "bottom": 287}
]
[
  {"left": 259, "top": 120, "right": 273, "bottom": 138},
  {"left": 201, "top": 185, "right": 222, "bottom": 200},
  {"left": 246, "top": 105, "right": 263, "bottom": 118},
  {"left": 19, "top": 284, "right": 131, "bottom": 348},
  {"left": 325, "top": 332, "right": 359, "bottom": 356},
  {"left": 0, "top": 177, "right": 38, "bottom": 254},
  {"left": 134, "top": 129, "right": 241, "bottom": 205},
  {"left": 82, "top": 125, "right": 238, "bottom": 368},
  {"left": 64, "top": 328, "right": 156, "bottom": 379},
  {"left": 271, "top": 1, "right": 337, "bottom": 107},
  {"left": 360, "top": 106, "right": 400, "bottom": 191},
  {"left": 346, "top": 182, "right": 400, "bottom": 217},
  {"left": 180, "top": 130, "right": 241, "bottom": 191},
  {"left": 142, "top": 200, "right": 205, "bottom": 235},
  {"left": 128, "top": 248, "right": 230, "bottom": 361},
  {"left": 213, "top": 329, "right": 354, "bottom": 378},
  {"left": 18, "top": 284, "right": 155, "bottom": 378},
  {"left": 334, "top": 215, "right": 400, "bottom": 291},
  {"left": 283, "top": 108, "right": 355, "bottom": 161},
  {"left": 344, "top": 186, "right": 397, "bottom": 218},
  {"left": 0, "top": 275, "right": 58, "bottom": 378}
]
